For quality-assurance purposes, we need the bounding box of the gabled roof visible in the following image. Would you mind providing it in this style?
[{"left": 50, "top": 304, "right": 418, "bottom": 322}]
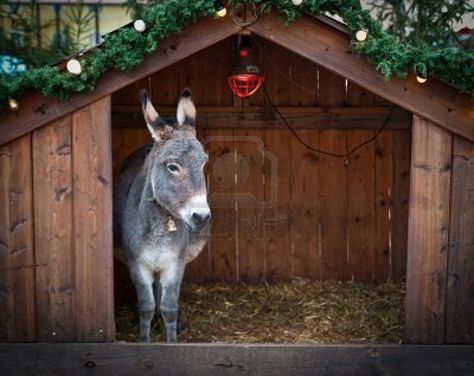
[{"left": 0, "top": 13, "right": 473, "bottom": 146}]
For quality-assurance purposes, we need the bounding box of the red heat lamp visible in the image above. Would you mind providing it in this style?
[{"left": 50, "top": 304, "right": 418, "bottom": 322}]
[{"left": 228, "top": 36, "right": 264, "bottom": 98}]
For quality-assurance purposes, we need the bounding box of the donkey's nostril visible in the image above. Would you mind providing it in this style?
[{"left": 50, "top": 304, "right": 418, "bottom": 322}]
[{"left": 192, "top": 212, "right": 211, "bottom": 225}]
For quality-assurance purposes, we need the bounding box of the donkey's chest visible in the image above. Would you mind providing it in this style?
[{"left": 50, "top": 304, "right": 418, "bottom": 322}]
[{"left": 138, "top": 241, "right": 180, "bottom": 272}]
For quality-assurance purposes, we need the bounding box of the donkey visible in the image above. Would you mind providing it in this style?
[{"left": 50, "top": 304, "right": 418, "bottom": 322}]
[{"left": 113, "top": 88, "right": 211, "bottom": 343}]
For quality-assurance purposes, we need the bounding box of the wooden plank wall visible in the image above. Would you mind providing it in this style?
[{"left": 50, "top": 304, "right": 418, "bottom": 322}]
[
  {"left": 0, "top": 96, "right": 114, "bottom": 343},
  {"left": 405, "top": 115, "right": 474, "bottom": 344},
  {"left": 111, "top": 38, "right": 412, "bottom": 284}
]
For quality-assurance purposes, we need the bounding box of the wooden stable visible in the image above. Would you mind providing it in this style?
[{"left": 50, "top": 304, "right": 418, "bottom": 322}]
[{"left": 0, "top": 11, "right": 473, "bottom": 354}]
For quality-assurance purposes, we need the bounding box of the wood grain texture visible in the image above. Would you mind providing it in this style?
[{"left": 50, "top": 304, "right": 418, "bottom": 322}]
[
  {"left": 72, "top": 96, "right": 115, "bottom": 342},
  {"left": 1, "top": 343, "right": 474, "bottom": 376},
  {"left": 347, "top": 130, "right": 376, "bottom": 282},
  {"left": 235, "top": 129, "right": 266, "bottom": 282},
  {"left": 319, "top": 130, "right": 349, "bottom": 280},
  {"left": 318, "top": 68, "right": 346, "bottom": 107},
  {"left": 374, "top": 131, "right": 392, "bottom": 282},
  {"left": 264, "top": 129, "right": 291, "bottom": 281},
  {"left": 248, "top": 13, "right": 474, "bottom": 141},
  {"left": 0, "top": 16, "right": 241, "bottom": 145},
  {"left": 391, "top": 130, "right": 411, "bottom": 282},
  {"left": 288, "top": 54, "right": 318, "bottom": 106},
  {"left": 208, "top": 128, "right": 237, "bottom": 282},
  {"left": 0, "top": 135, "right": 35, "bottom": 342},
  {"left": 290, "top": 129, "right": 321, "bottom": 279},
  {"left": 405, "top": 116, "right": 452, "bottom": 344},
  {"left": 33, "top": 116, "right": 75, "bottom": 342},
  {"left": 446, "top": 135, "right": 474, "bottom": 344}
]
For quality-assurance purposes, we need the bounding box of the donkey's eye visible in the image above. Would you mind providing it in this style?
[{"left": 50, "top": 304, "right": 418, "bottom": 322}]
[{"left": 166, "top": 163, "right": 181, "bottom": 174}]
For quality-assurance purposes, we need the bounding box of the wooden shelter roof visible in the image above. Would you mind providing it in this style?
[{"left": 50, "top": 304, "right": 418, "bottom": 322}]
[{"left": 0, "top": 13, "right": 473, "bottom": 145}]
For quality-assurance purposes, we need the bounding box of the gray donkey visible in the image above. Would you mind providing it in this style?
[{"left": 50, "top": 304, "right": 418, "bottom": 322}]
[{"left": 114, "top": 88, "right": 211, "bottom": 343}]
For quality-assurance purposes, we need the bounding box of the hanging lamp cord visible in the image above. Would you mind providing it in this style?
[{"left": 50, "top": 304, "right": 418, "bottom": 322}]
[{"left": 262, "top": 83, "right": 399, "bottom": 158}]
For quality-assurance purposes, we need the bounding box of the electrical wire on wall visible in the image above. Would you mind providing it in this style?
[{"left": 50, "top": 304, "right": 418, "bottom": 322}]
[{"left": 262, "top": 83, "right": 399, "bottom": 158}]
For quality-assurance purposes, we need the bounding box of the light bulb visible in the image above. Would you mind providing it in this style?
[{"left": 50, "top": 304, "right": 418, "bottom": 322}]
[
  {"left": 355, "top": 29, "right": 368, "bottom": 41},
  {"left": 216, "top": 7, "right": 227, "bottom": 18},
  {"left": 8, "top": 98, "right": 19, "bottom": 111},
  {"left": 66, "top": 59, "right": 82, "bottom": 75},
  {"left": 134, "top": 19, "right": 146, "bottom": 32}
]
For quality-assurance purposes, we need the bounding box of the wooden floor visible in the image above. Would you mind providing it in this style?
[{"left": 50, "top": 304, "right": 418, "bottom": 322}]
[{"left": 1, "top": 343, "right": 473, "bottom": 376}]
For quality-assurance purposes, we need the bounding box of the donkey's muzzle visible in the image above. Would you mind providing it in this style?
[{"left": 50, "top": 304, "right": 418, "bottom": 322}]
[{"left": 192, "top": 212, "right": 211, "bottom": 228}]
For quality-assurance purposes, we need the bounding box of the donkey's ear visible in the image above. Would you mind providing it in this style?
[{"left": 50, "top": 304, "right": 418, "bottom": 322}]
[
  {"left": 176, "top": 88, "right": 196, "bottom": 127},
  {"left": 140, "top": 89, "right": 164, "bottom": 142}
]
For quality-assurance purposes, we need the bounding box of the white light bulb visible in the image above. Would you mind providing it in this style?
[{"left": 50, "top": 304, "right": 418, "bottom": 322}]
[
  {"left": 8, "top": 98, "right": 19, "bottom": 111},
  {"left": 134, "top": 19, "right": 146, "bottom": 32},
  {"left": 416, "top": 75, "right": 427, "bottom": 84},
  {"left": 216, "top": 7, "right": 227, "bottom": 18},
  {"left": 66, "top": 59, "right": 82, "bottom": 75},
  {"left": 292, "top": 0, "right": 303, "bottom": 5},
  {"left": 355, "top": 29, "right": 368, "bottom": 41}
]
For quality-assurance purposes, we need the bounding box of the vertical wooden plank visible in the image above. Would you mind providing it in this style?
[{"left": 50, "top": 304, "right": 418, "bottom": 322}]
[
  {"left": 151, "top": 64, "right": 180, "bottom": 106},
  {"left": 446, "top": 135, "right": 474, "bottom": 343},
  {"left": 112, "top": 128, "right": 150, "bottom": 180},
  {"left": 208, "top": 128, "right": 237, "bottom": 282},
  {"left": 33, "top": 116, "right": 75, "bottom": 342},
  {"left": 0, "top": 134, "right": 35, "bottom": 342},
  {"left": 177, "top": 40, "right": 234, "bottom": 107},
  {"left": 288, "top": 54, "right": 318, "bottom": 106},
  {"left": 290, "top": 129, "right": 320, "bottom": 279},
  {"left": 391, "top": 129, "right": 411, "bottom": 281},
  {"left": 346, "top": 130, "right": 376, "bottom": 282},
  {"left": 319, "top": 130, "right": 348, "bottom": 280},
  {"left": 72, "top": 96, "right": 115, "bottom": 342},
  {"left": 198, "top": 38, "right": 233, "bottom": 106},
  {"left": 405, "top": 116, "right": 451, "bottom": 344},
  {"left": 374, "top": 131, "right": 392, "bottom": 282},
  {"left": 112, "top": 78, "right": 149, "bottom": 106},
  {"left": 235, "top": 129, "right": 266, "bottom": 283},
  {"left": 318, "top": 68, "right": 346, "bottom": 106},
  {"left": 347, "top": 82, "right": 374, "bottom": 107},
  {"left": 264, "top": 129, "right": 292, "bottom": 281},
  {"left": 260, "top": 40, "right": 290, "bottom": 106}
]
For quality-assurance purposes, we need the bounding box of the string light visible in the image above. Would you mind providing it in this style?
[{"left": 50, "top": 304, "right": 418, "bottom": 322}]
[
  {"left": 66, "top": 59, "right": 82, "bottom": 75},
  {"left": 292, "top": 0, "right": 303, "bottom": 5},
  {"left": 416, "top": 64, "right": 428, "bottom": 83},
  {"left": 134, "top": 19, "right": 146, "bottom": 32},
  {"left": 213, "top": 1, "right": 227, "bottom": 17},
  {"left": 355, "top": 29, "right": 368, "bottom": 41},
  {"left": 416, "top": 75, "right": 427, "bottom": 84},
  {"left": 8, "top": 98, "right": 19, "bottom": 111}
]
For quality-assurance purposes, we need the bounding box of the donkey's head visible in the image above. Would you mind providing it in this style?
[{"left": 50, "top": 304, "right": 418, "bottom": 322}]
[{"left": 141, "top": 88, "right": 210, "bottom": 232}]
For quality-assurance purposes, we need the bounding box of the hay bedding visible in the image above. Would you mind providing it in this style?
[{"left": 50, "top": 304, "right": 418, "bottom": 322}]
[{"left": 115, "top": 280, "right": 404, "bottom": 344}]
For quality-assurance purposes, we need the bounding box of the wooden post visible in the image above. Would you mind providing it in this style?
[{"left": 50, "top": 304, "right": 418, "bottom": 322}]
[
  {"left": 72, "top": 96, "right": 115, "bottom": 341},
  {"left": 447, "top": 135, "right": 474, "bottom": 343},
  {"left": 405, "top": 115, "right": 452, "bottom": 344}
]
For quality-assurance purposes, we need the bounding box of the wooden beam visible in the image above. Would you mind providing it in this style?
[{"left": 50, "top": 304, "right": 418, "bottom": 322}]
[
  {"left": 405, "top": 116, "right": 452, "bottom": 344},
  {"left": 111, "top": 107, "right": 412, "bottom": 130},
  {"left": 248, "top": 14, "right": 474, "bottom": 141},
  {"left": 0, "top": 16, "right": 241, "bottom": 146},
  {"left": 1, "top": 343, "right": 474, "bottom": 375}
]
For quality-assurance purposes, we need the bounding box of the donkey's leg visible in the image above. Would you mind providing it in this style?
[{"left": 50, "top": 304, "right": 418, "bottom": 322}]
[
  {"left": 129, "top": 263, "right": 155, "bottom": 342},
  {"left": 159, "top": 263, "right": 185, "bottom": 343},
  {"left": 154, "top": 275, "right": 185, "bottom": 335}
]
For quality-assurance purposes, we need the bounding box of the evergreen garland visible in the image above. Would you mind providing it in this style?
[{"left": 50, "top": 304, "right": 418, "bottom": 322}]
[{"left": 1, "top": 0, "right": 473, "bottom": 110}]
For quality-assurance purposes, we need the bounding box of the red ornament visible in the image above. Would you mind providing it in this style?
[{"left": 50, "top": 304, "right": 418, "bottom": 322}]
[{"left": 228, "top": 37, "right": 264, "bottom": 98}]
